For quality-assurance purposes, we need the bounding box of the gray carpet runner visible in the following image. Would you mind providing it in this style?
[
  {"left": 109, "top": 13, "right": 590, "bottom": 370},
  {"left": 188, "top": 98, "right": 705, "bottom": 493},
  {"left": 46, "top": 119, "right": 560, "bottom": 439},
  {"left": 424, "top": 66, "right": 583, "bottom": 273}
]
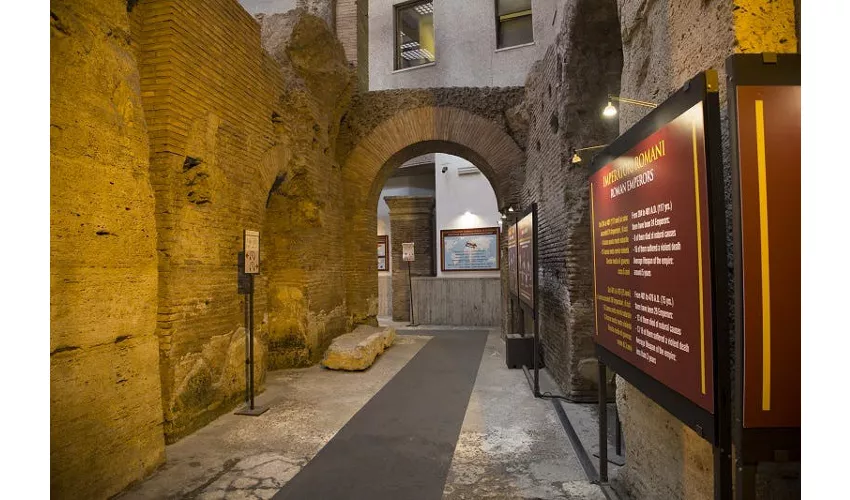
[{"left": 272, "top": 329, "right": 488, "bottom": 500}]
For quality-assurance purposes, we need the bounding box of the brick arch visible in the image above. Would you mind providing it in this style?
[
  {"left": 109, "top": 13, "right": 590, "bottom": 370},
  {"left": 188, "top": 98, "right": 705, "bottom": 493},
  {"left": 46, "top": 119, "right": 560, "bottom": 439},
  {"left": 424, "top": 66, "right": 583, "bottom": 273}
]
[
  {"left": 343, "top": 106, "right": 524, "bottom": 207},
  {"left": 341, "top": 106, "right": 525, "bottom": 322}
]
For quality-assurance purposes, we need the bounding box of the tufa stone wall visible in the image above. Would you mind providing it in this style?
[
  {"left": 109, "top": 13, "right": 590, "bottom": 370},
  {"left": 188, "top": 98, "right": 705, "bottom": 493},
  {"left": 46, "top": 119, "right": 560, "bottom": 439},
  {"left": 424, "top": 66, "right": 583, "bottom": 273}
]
[
  {"left": 50, "top": 0, "right": 165, "bottom": 498},
  {"left": 259, "top": 10, "right": 357, "bottom": 369},
  {"left": 515, "top": 0, "right": 622, "bottom": 400}
]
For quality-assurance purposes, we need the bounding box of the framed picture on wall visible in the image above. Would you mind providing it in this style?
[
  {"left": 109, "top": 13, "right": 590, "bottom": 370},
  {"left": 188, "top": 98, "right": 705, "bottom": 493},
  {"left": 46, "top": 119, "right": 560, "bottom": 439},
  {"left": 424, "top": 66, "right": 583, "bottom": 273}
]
[
  {"left": 440, "top": 227, "right": 500, "bottom": 272},
  {"left": 377, "top": 235, "right": 389, "bottom": 271}
]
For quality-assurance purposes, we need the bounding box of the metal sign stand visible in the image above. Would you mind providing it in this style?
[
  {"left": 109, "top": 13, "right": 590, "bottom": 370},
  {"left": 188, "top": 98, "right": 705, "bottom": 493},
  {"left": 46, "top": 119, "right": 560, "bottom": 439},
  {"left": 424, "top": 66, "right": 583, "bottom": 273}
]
[
  {"left": 403, "top": 242, "right": 416, "bottom": 327},
  {"left": 598, "top": 361, "right": 608, "bottom": 483},
  {"left": 407, "top": 259, "right": 416, "bottom": 327},
  {"left": 236, "top": 231, "right": 268, "bottom": 417}
]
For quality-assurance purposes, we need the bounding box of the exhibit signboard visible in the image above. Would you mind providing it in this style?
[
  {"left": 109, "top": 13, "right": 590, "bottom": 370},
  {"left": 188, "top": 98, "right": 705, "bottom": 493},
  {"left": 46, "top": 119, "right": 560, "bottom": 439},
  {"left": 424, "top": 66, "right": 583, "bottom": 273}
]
[
  {"left": 507, "top": 223, "right": 518, "bottom": 295},
  {"left": 402, "top": 242, "right": 415, "bottom": 262},
  {"left": 244, "top": 230, "right": 260, "bottom": 274},
  {"left": 589, "top": 71, "right": 728, "bottom": 445},
  {"left": 726, "top": 55, "right": 800, "bottom": 496},
  {"left": 728, "top": 54, "right": 801, "bottom": 431},
  {"left": 440, "top": 227, "right": 500, "bottom": 272},
  {"left": 377, "top": 235, "right": 389, "bottom": 271},
  {"left": 517, "top": 210, "right": 535, "bottom": 308},
  {"left": 590, "top": 101, "right": 715, "bottom": 412}
]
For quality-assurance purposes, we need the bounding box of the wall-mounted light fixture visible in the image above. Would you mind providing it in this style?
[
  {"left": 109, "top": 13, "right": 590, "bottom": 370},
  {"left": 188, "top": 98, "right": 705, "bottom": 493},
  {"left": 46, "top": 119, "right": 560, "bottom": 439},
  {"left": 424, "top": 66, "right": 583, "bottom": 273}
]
[
  {"left": 602, "top": 94, "right": 657, "bottom": 118},
  {"left": 568, "top": 144, "right": 608, "bottom": 165}
]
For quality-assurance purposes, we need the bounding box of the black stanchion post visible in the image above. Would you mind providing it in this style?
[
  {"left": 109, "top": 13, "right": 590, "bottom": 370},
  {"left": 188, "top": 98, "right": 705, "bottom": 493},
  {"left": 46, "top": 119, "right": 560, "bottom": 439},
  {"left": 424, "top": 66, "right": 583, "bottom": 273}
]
[
  {"left": 408, "top": 260, "right": 415, "bottom": 326},
  {"left": 598, "top": 361, "right": 608, "bottom": 483},
  {"left": 243, "top": 278, "right": 250, "bottom": 405},
  {"left": 235, "top": 230, "right": 268, "bottom": 417},
  {"left": 532, "top": 309, "right": 539, "bottom": 396},
  {"left": 615, "top": 406, "right": 622, "bottom": 457},
  {"left": 531, "top": 203, "right": 540, "bottom": 396},
  {"left": 248, "top": 273, "right": 255, "bottom": 410}
]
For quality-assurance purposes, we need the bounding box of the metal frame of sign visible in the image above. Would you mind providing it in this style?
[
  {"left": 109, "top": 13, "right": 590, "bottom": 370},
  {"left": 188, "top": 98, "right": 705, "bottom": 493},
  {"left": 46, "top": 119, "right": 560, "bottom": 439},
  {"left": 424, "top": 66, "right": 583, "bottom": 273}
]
[
  {"left": 726, "top": 53, "right": 801, "bottom": 499},
  {"left": 516, "top": 204, "right": 538, "bottom": 311},
  {"left": 440, "top": 227, "right": 501, "bottom": 272},
  {"left": 589, "top": 71, "right": 731, "bottom": 497},
  {"left": 377, "top": 235, "right": 390, "bottom": 271},
  {"left": 505, "top": 214, "right": 524, "bottom": 345},
  {"left": 507, "top": 220, "right": 519, "bottom": 297},
  {"left": 515, "top": 203, "right": 540, "bottom": 394}
]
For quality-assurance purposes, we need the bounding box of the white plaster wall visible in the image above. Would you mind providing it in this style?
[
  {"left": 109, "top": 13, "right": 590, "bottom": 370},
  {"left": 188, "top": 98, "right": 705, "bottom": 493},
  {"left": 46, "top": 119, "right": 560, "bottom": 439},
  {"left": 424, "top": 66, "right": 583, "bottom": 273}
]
[
  {"left": 368, "top": 0, "right": 561, "bottom": 90},
  {"left": 434, "top": 154, "right": 501, "bottom": 278},
  {"left": 238, "top": 0, "right": 298, "bottom": 15}
]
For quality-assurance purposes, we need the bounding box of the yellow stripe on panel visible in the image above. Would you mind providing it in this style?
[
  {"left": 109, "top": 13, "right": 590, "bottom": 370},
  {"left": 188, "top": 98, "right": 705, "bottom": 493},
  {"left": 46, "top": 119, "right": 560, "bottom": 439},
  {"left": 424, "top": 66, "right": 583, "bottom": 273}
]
[
  {"left": 692, "top": 122, "right": 707, "bottom": 395},
  {"left": 755, "top": 99, "right": 771, "bottom": 412},
  {"left": 590, "top": 183, "right": 599, "bottom": 336}
]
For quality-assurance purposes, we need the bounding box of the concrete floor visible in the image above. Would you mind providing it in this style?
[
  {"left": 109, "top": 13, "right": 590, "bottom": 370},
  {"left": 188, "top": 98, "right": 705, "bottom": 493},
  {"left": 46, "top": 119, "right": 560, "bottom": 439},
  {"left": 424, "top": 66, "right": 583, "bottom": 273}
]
[
  {"left": 443, "top": 332, "right": 605, "bottom": 500},
  {"left": 118, "top": 328, "right": 604, "bottom": 499}
]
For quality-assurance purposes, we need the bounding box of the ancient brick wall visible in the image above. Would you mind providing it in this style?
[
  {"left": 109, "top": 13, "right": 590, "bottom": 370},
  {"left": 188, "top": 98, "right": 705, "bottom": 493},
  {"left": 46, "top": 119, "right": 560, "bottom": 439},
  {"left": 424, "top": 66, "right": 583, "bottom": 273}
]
[
  {"left": 385, "top": 196, "right": 435, "bottom": 321},
  {"left": 335, "top": 0, "right": 358, "bottom": 64},
  {"left": 50, "top": 0, "right": 165, "bottom": 498},
  {"left": 131, "top": 0, "right": 283, "bottom": 442},
  {"left": 517, "top": 0, "right": 622, "bottom": 400},
  {"left": 131, "top": 0, "right": 355, "bottom": 442}
]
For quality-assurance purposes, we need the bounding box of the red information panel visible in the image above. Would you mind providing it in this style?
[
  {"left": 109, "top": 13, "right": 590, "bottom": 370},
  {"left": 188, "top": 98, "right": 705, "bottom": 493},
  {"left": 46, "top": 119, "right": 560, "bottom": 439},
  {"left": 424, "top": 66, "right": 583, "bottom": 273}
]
[
  {"left": 735, "top": 85, "right": 801, "bottom": 429},
  {"left": 590, "top": 102, "right": 715, "bottom": 413},
  {"left": 517, "top": 212, "right": 534, "bottom": 307},
  {"left": 507, "top": 223, "right": 518, "bottom": 296}
]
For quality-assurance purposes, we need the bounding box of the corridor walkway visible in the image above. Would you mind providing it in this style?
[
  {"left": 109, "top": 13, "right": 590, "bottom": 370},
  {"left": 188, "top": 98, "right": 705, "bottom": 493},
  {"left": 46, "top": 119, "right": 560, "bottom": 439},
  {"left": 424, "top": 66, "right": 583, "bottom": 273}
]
[{"left": 119, "top": 329, "right": 604, "bottom": 499}]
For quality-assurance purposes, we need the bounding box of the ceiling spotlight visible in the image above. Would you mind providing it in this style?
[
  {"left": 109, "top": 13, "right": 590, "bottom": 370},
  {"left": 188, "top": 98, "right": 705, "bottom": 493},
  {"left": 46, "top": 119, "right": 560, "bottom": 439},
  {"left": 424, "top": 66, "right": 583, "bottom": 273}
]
[
  {"left": 501, "top": 213, "right": 507, "bottom": 220},
  {"left": 602, "top": 101, "right": 617, "bottom": 118},
  {"left": 571, "top": 152, "right": 582, "bottom": 164},
  {"left": 508, "top": 207, "right": 515, "bottom": 213}
]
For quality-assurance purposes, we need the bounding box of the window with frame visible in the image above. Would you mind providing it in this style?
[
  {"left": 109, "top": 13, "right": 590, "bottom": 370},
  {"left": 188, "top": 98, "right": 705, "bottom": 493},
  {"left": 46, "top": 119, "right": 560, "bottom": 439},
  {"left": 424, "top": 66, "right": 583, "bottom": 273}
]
[
  {"left": 496, "top": 0, "right": 533, "bottom": 49},
  {"left": 395, "top": 0, "right": 435, "bottom": 70}
]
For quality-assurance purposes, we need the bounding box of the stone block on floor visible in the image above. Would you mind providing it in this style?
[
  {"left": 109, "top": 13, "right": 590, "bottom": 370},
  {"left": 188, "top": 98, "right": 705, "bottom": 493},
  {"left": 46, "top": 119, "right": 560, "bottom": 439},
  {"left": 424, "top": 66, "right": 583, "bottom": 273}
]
[{"left": 321, "top": 325, "right": 396, "bottom": 371}]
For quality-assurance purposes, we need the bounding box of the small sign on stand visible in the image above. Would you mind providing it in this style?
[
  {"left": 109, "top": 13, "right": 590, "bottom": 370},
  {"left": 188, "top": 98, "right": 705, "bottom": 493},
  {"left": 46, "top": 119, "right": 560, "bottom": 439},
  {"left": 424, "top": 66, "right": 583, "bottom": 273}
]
[
  {"left": 402, "top": 242, "right": 416, "bottom": 326},
  {"left": 235, "top": 229, "right": 268, "bottom": 417}
]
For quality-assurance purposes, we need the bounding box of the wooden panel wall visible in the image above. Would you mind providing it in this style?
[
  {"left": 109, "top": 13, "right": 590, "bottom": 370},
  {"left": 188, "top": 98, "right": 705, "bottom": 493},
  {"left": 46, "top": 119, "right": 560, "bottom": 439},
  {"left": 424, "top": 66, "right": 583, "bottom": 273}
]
[
  {"left": 378, "top": 274, "right": 392, "bottom": 317},
  {"left": 412, "top": 278, "right": 501, "bottom": 326}
]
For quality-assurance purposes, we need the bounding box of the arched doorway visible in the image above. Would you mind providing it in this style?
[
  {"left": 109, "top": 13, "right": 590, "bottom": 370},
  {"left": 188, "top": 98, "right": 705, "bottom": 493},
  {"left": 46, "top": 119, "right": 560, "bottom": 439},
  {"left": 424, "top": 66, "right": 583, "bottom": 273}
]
[
  {"left": 375, "top": 151, "right": 503, "bottom": 324},
  {"left": 339, "top": 105, "right": 526, "bottom": 325}
]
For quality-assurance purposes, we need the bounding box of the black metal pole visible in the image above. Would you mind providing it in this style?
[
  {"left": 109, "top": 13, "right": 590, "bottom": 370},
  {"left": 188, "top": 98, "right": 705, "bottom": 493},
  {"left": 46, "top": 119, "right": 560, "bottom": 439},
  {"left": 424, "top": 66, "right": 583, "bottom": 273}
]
[
  {"left": 248, "top": 274, "right": 255, "bottom": 410},
  {"left": 598, "top": 360, "right": 608, "bottom": 483},
  {"left": 532, "top": 203, "right": 540, "bottom": 396},
  {"left": 532, "top": 310, "right": 539, "bottom": 396},
  {"left": 615, "top": 406, "right": 622, "bottom": 456},
  {"left": 408, "top": 259, "right": 415, "bottom": 325},
  {"left": 244, "top": 290, "right": 250, "bottom": 405}
]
